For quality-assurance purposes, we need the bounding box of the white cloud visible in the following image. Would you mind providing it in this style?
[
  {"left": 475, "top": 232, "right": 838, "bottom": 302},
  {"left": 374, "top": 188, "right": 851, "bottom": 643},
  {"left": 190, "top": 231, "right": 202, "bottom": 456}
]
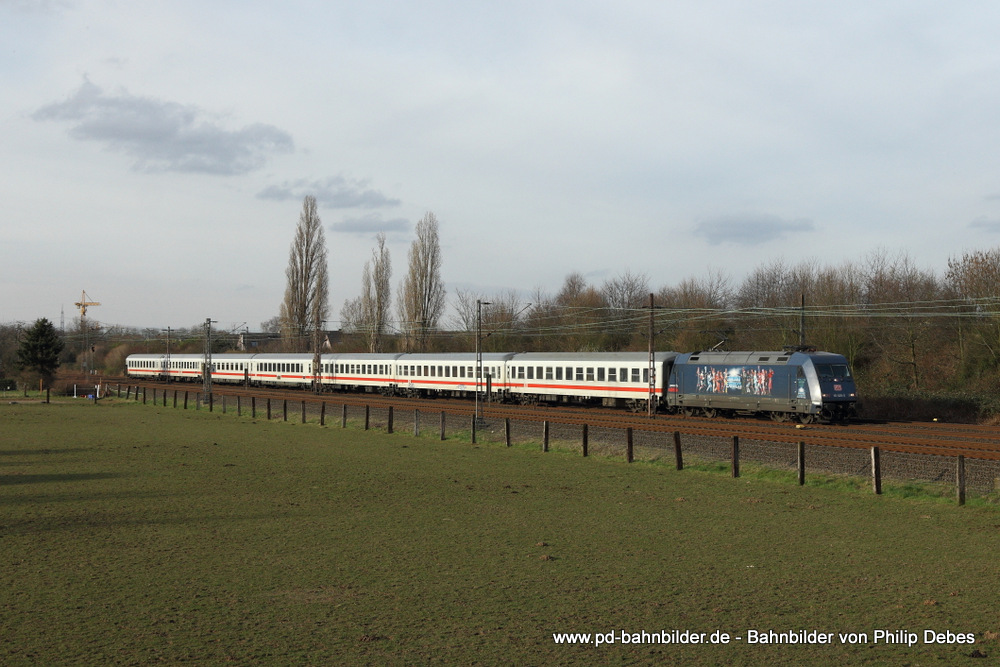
[
  {"left": 257, "top": 176, "right": 400, "bottom": 209},
  {"left": 330, "top": 213, "right": 409, "bottom": 236},
  {"left": 32, "top": 80, "right": 293, "bottom": 175},
  {"left": 693, "top": 215, "right": 817, "bottom": 246}
]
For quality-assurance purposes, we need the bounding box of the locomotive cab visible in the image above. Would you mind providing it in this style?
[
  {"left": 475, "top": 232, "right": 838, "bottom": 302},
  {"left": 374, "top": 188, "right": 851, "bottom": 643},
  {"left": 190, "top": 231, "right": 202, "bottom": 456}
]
[{"left": 808, "top": 354, "right": 857, "bottom": 422}]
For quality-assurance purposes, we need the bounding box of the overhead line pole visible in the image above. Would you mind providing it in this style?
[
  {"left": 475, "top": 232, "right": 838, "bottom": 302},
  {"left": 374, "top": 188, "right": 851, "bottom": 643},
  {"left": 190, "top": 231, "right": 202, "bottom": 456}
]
[
  {"left": 203, "top": 318, "right": 216, "bottom": 398},
  {"left": 475, "top": 299, "right": 491, "bottom": 424}
]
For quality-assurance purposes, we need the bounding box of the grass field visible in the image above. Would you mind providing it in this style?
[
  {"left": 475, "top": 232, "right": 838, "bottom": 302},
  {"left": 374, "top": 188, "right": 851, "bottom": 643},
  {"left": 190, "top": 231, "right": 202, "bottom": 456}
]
[{"left": 1, "top": 399, "right": 998, "bottom": 665}]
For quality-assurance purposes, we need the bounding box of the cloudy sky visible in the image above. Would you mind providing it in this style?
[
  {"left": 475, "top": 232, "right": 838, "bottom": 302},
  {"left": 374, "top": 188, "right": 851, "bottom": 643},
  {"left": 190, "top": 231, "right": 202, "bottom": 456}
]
[{"left": 4, "top": 1, "right": 1000, "bottom": 332}]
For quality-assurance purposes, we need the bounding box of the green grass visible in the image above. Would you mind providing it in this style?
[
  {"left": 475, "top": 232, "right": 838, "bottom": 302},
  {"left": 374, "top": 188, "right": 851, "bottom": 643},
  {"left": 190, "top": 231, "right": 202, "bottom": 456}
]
[{"left": 2, "top": 400, "right": 999, "bottom": 665}]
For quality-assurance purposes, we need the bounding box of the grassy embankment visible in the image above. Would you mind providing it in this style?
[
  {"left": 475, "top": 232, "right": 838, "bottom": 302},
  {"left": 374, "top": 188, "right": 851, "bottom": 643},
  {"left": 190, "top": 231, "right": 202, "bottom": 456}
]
[{"left": 1, "top": 399, "right": 998, "bottom": 665}]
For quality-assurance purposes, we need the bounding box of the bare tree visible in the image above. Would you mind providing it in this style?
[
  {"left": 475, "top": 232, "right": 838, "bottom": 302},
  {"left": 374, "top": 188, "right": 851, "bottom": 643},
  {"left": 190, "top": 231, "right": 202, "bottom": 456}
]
[
  {"left": 397, "top": 212, "right": 446, "bottom": 351},
  {"left": 861, "top": 249, "right": 943, "bottom": 390},
  {"left": 947, "top": 248, "right": 1000, "bottom": 371},
  {"left": 452, "top": 288, "right": 526, "bottom": 352},
  {"left": 657, "top": 269, "right": 733, "bottom": 351},
  {"left": 600, "top": 270, "right": 650, "bottom": 350},
  {"left": 355, "top": 232, "right": 393, "bottom": 352},
  {"left": 550, "top": 272, "right": 607, "bottom": 351},
  {"left": 279, "top": 195, "right": 330, "bottom": 355}
]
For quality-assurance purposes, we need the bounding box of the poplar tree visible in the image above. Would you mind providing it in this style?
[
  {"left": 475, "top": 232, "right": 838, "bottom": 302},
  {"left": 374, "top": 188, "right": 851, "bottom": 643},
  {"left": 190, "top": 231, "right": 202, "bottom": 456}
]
[
  {"left": 397, "top": 212, "right": 446, "bottom": 352},
  {"left": 279, "top": 196, "right": 330, "bottom": 356}
]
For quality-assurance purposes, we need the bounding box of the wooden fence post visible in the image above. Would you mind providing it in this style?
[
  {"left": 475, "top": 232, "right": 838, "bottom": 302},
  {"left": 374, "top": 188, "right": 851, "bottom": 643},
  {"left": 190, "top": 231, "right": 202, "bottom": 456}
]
[
  {"left": 674, "top": 431, "right": 683, "bottom": 470},
  {"left": 183, "top": 391, "right": 189, "bottom": 410},
  {"left": 626, "top": 427, "right": 634, "bottom": 463},
  {"left": 505, "top": 418, "right": 511, "bottom": 447},
  {"left": 173, "top": 390, "right": 178, "bottom": 409},
  {"left": 251, "top": 396, "right": 256, "bottom": 419},
  {"left": 364, "top": 405, "right": 370, "bottom": 430},
  {"left": 471, "top": 415, "right": 476, "bottom": 443},
  {"left": 542, "top": 421, "right": 549, "bottom": 452},
  {"left": 320, "top": 402, "right": 326, "bottom": 426},
  {"left": 731, "top": 435, "right": 739, "bottom": 478},
  {"left": 267, "top": 398, "right": 272, "bottom": 421},
  {"left": 797, "top": 441, "right": 806, "bottom": 486},
  {"left": 301, "top": 401, "right": 306, "bottom": 424},
  {"left": 342, "top": 404, "right": 348, "bottom": 428},
  {"left": 581, "top": 423, "right": 588, "bottom": 457},
  {"left": 414, "top": 409, "right": 420, "bottom": 437},
  {"left": 957, "top": 455, "right": 966, "bottom": 506},
  {"left": 388, "top": 406, "right": 394, "bottom": 434},
  {"left": 871, "top": 446, "right": 882, "bottom": 495},
  {"left": 222, "top": 395, "right": 226, "bottom": 414},
  {"left": 440, "top": 411, "right": 446, "bottom": 440},
  {"left": 237, "top": 395, "right": 241, "bottom": 417},
  {"left": 282, "top": 399, "right": 287, "bottom": 422}
]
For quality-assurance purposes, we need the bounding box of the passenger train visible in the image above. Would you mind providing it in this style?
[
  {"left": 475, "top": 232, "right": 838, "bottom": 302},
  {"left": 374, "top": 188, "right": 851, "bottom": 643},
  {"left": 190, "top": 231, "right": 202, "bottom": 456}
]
[{"left": 125, "top": 348, "right": 857, "bottom": 423}]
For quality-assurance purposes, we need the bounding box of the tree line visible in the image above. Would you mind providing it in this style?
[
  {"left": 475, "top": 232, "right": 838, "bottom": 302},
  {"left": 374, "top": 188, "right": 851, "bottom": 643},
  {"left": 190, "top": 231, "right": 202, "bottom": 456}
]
[{"left": 8, "top": 193, "right": 1000, "bottom": 409}]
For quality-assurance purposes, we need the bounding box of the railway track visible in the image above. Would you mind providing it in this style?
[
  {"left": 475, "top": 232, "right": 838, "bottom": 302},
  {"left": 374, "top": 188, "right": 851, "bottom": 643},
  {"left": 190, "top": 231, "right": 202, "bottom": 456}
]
[{"left": 75, "top": 373, "right": 1000, "bottom": 462}]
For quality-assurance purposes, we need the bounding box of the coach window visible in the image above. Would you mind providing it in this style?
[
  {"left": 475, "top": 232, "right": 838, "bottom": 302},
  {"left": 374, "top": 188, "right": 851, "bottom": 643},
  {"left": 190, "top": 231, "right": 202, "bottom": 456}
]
[
  {"left": 643, "top": 369, "right": 649, "bottom": 383},
  {"left": 575, "top": 367, "right": 583, "bottom": 381},
  {"left": 631, "top": 368, "right": 640, "bottom": 383},
  {"left": 598, "top": 368, "right": 605, "bottom": 382},
  {"left": 586, "top": 367, "right": 595, "bottom": 382},
  {"left": 545, "top": 367, "right": 553, "bottom": 380},
  {"left": 555, "top": 367, "right": 563, "bottom": 381}
]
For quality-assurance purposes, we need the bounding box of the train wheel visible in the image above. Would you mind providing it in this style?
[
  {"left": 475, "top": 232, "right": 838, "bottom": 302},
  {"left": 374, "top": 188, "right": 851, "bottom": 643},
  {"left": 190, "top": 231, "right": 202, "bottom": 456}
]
[
  {"left": 701, "top": 407, "right": 718, "bottom": 419},
  {"left": 798, "top": 413, "right": 816, "bottom": 425}
]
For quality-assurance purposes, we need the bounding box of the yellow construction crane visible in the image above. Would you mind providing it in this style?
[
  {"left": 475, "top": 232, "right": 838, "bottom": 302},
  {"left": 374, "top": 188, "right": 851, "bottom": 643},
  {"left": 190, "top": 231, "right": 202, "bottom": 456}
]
[{"left": 75, "top": 290, "right": 100, "bottom": 318}]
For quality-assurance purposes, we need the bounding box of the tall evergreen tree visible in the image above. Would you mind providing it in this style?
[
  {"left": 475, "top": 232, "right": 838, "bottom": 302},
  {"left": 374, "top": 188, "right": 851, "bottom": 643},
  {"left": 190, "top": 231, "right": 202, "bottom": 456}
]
[{"left": 16, "top": 318, "right": 65, "bottom": 387}]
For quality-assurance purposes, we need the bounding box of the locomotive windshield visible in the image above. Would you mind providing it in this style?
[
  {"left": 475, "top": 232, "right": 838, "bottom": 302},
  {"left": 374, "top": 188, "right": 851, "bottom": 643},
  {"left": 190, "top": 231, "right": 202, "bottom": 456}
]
[{"left": 814, "top": 364, "right": 851, "bottom": 381}]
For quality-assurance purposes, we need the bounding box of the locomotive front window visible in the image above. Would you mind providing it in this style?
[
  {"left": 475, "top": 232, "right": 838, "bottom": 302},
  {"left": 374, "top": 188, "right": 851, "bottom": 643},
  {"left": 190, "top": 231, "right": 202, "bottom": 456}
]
[{"left": 816, "top": 364, "right": 852, "bottom": 381}]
